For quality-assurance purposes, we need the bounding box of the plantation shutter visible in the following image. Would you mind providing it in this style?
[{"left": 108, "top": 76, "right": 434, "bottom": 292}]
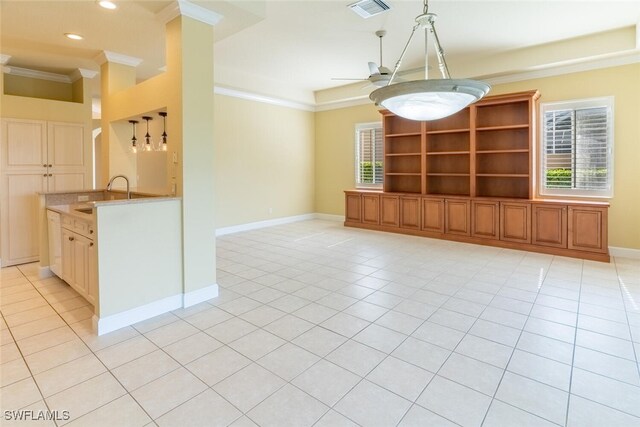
[
  {"left": 356, "top": 125, "right": 383, "bottom": 186},
  {"left": 541, "top": 99, "right": 612, "bottom": 197}
]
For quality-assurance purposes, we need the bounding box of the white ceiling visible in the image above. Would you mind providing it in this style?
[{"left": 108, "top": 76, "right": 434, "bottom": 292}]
[{"left": 1, "top": 0, "right": 639, "bottom": 105}]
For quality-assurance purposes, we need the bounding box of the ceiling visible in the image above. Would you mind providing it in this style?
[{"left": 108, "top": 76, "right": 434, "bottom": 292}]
[{"left": 1, "top": 0, "right": 639, "bottom": 106}]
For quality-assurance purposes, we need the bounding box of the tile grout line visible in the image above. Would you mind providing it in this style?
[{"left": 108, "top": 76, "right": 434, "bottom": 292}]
[
  {"left": 479, "top": 257, "right": 556, "bottom": 426},
  {"left": 563, "top": 259, "right": 584, "bottom": 427}
]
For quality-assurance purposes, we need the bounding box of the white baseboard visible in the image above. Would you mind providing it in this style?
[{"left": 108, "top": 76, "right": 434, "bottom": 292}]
[
  {"left": 93, "top": 294, "right": 183, "bottom": 336},
  {"left": 38, "top": 266, "right": 53, "bottom": 279},
  {"left": 183, "top": 284, "right": 219, "bottom": 307},
  {"left": 315, "top": 213, "right": 345, "bottom": 222},
  {"left": 609, "top": 246, "right": 640, "bottom": 260},
  {"left": 216, "top": 213, "right": 316, "bottom": 236}
]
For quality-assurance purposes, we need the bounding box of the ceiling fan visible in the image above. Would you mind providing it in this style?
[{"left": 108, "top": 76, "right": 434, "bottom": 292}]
[{"left": 332, "top": 30, "right": 396, "bottom": 88}]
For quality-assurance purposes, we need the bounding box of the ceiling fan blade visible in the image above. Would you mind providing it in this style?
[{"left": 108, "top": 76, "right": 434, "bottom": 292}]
[{"left": 368, "top": 62, "right": 380, "bottom": 76}]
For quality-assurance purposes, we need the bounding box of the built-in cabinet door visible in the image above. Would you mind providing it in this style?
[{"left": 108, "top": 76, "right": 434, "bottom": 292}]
[
  {"left": 568, "top": 206, "right": 607, "bottom": 253},
  {"left": 380, "top": 195, "right": 400, "bottom": 227},
  {"left": 422, "top": 197, "right": 444, "bottom": 233},
  {"left": 87, "top": 241, "right": 98, "bottom": 305},
  {"left": 400, "top": 196, "right": 421, "bottom": 229},
  {"left": 500, "top": 202, "right": 531, "bottom": 243},
  {"left": 1, "top": 119, "right": 47, "bottom": 171},
  {"left": 0, "top": 173, "right": 46, "bottom": 266},
  {"left": 362, "top": 194, "right": 380, "bottom": 224},
  {"left": 472, "top": 201, "right": 499, "bottom": 239},
  {"left": 61, "top": 228, "right": 74, "bottom": 283},
  {"left": 73, "top": 235, "right": 91, "bottom": 296},
  {"left": 445, "top": 199, "right": 470, "bottom": 236},
  {"left": 345, "top": 193, "right": 362, "bottom": 223},
  {"left": 47, "top": 122, "right": 86, "bottom": 191},
  {"left": 532, "top": 204, "right": 567, "bottom": 248}
]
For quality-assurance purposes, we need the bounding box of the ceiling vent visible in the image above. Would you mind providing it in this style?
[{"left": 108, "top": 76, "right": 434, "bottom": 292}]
[{"left": 348, "top": 0, "right": 391, "bottom": 19}]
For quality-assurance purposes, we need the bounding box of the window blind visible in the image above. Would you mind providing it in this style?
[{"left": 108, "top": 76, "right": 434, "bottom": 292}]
[
  {"left": 541, "top": 99, "right": 612, "bottom": 197},
  {"left": 356, "top": 125, "right": 383, "bottom": 187}
]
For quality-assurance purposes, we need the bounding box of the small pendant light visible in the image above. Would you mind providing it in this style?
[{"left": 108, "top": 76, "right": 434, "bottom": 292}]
[
  {"left": 128, "top": 120, "right": 138, "bottom": 153},
  {"left": 142, "top": 116, "right": 153, "bottom": 152},
  {"left": 158, "top": 111, "right": 168, "bottom": 151}
]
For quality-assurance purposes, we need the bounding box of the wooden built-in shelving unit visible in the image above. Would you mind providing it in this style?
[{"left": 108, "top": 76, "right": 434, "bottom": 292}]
[{"left": 345, "top": 90, "right": 610, "bottom": 262}]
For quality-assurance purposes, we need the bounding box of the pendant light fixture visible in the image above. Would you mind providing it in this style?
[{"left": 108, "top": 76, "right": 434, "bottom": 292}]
[
  {"left": 158, "top": 112, "right": 168, "bottom": 151},
  {"left": 369, "top": 0, "right": 490, "bottom": 121},
  {"left": 142, "top": 116, "right": 153, "bottom": 152},
  {"left": 128, "top": 120, "right": 138, "bottom": 153}
]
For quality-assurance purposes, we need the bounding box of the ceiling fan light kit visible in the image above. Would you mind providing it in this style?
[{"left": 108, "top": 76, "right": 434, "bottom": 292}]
[{"left": 370, "top": 0, "right": 490, "bottom": 121}]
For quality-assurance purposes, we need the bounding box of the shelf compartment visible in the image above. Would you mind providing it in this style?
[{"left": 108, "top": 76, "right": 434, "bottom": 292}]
[
  {"left": 476, "top": 127, "right": 529, "bottom": 151},
  {"left": 385, "top": 174, "right": 422, "bottom": 193},
  {"left": 385, "top": 135, "right": 421, "bottom": 155},
  {"left": 384, "top": 115, "right": 421, "bottom": 135},
  {"left": 476, "top": 151, "right": 529, "bottom": 175},
  {"left": 385, "top": 155, "right": 421, "bottom": 174},
  {"left": 427, "top": 154, "right": 470, "bottom": 175},
  {"left": 425, "top": 108, "right": 470, "bottom": 132},
  {"left": 475, "top": 176, "right": 529, "bottom": 198},
  {"left": 426, "top": 132, "right": 470, "bottom": 153},
  {"left": 426, "top": 175, "right": 470, "bottom": 196},
  {"left": 476, "top": 101, "right": 529, "bottom": 128}
]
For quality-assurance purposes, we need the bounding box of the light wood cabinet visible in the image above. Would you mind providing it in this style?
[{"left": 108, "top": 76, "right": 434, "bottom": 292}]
[
  {"left": 532, "top": 204, "right": 567, "bottom": 248},
  {"left": 1, "top": 119, "right": 88, "bottom": 266},
  {"left": 59, "top": 213, "right": 96, "bottom": 305},
  {"left": 472, "top": 201, "right": 499, "bottom": 239},
  {"left": 380, "top": 195, "right": 399, "bottom": 227},
  {"left": 500, "top": 202, "right": 531, "bottom": 243},
  {"left": 422, "top": 197, "right": 444, "bottom": 233},
  {"left": 362, "top": 194, "right": 380, "bottom": 224},
  {"left": 445, "top": 199, "right": 470, "bottom": 236},
  {"left": 400, "top": 196, "right": 421, "bottom": 230},
  {"left": 568, "top": 206, "right": 607, "bottom": 253}
]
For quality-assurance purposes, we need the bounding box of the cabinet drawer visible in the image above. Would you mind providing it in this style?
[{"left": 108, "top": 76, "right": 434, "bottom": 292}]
[{"left": 61, "top": 215, "right": 73, "bottom": 227}]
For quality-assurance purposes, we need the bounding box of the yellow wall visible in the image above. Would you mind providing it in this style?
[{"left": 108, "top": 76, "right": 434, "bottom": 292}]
[
  {"left": 315, "top": 103, "right": 380, "bottom": 216},
  {"left": 214, "top": 95, "right": 315, "bottom": 227},
  {"left": 314, "top": 63, "right": 640, "bottom": 249},
  {"left": 3, "top": 74, "right": 75, "bottom": 102}
]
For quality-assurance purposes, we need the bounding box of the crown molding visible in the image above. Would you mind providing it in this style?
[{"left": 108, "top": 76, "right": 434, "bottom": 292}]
[
  {"left": 157, "top": 0, "right": 223, "bottom": 26},
  {"left": 0, "top": 54, "right": 11, "bottom": 65},
  {"left": 3, "top": 66, "right": 71, "bottom": 83},
  {"left": 70, "top": 68, "right": 99, "bottom": 82},
  {"left": 214, "top": 86, "right": 315, "bottom": 112},
  {"left": 94, "top": 51, "right": 143, "bottom": 67},
  {"left": 481, "top": 50, "right": 640, "bottom": 86}
]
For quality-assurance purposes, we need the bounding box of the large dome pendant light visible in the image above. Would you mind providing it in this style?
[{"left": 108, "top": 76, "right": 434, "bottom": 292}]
[{"left": 369, "top": 0, "right": 490, "bottom": 121}]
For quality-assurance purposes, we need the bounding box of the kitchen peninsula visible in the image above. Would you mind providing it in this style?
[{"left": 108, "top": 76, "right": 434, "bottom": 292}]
[{"left": 38, "top": 188, "right": 194, "bottom": 335}]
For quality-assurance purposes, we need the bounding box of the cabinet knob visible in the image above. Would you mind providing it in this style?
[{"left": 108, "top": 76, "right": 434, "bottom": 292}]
[
  {"left": 43, "top": 174, "right": 47, "bottom": 177},
  {"left": 89, "top": 229, "right": 93, "bottom": 234},
  {"left": 43, "top": 164, "right": 47, "bottom": 168},
  {"left": 68, "top": 236, "right": 74, "bottom": 241},
  {"left": 48, "top": 164, "right": 52, "bottom": 167},
  {"left": 89, "top": 242, "right": 94, "bottom": 247},
  {"left": 48, "top": 174, "right": 52, "bottom": 177}
]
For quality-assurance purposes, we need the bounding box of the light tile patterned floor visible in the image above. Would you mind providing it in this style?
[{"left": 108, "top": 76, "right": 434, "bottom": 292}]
[{"left": 2, "top": 219, "right": 640, "bottom": 426}]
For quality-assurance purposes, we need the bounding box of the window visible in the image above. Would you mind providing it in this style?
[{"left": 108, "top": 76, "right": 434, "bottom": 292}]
[
  {"left": 355, "top": 122, "right": 383, "bottom": 188},
  {"left": 540, "top": 97, "right": 613, "bottom": 198}
]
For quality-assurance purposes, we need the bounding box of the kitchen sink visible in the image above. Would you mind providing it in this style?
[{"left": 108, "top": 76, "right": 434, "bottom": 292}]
[{"left": 75, "top": 208, "right": 93, "bottom": 214}]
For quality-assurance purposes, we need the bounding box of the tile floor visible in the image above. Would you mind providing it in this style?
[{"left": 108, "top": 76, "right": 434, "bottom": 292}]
[{"left": 1, "top": 219, "right": 640, "bottom": 426}]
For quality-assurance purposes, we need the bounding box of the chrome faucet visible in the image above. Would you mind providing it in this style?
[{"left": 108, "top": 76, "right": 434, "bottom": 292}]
[{"left": 106, "top": 175, "right": 130, "bottom": 199}]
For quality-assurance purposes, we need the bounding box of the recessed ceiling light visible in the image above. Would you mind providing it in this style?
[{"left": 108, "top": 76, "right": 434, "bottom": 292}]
[
  {"left": 98, "top": 1, "right": 117, "bottom": 10},
  {"left": 64, "top": 33, "right": 83, "bottom": 40}
]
